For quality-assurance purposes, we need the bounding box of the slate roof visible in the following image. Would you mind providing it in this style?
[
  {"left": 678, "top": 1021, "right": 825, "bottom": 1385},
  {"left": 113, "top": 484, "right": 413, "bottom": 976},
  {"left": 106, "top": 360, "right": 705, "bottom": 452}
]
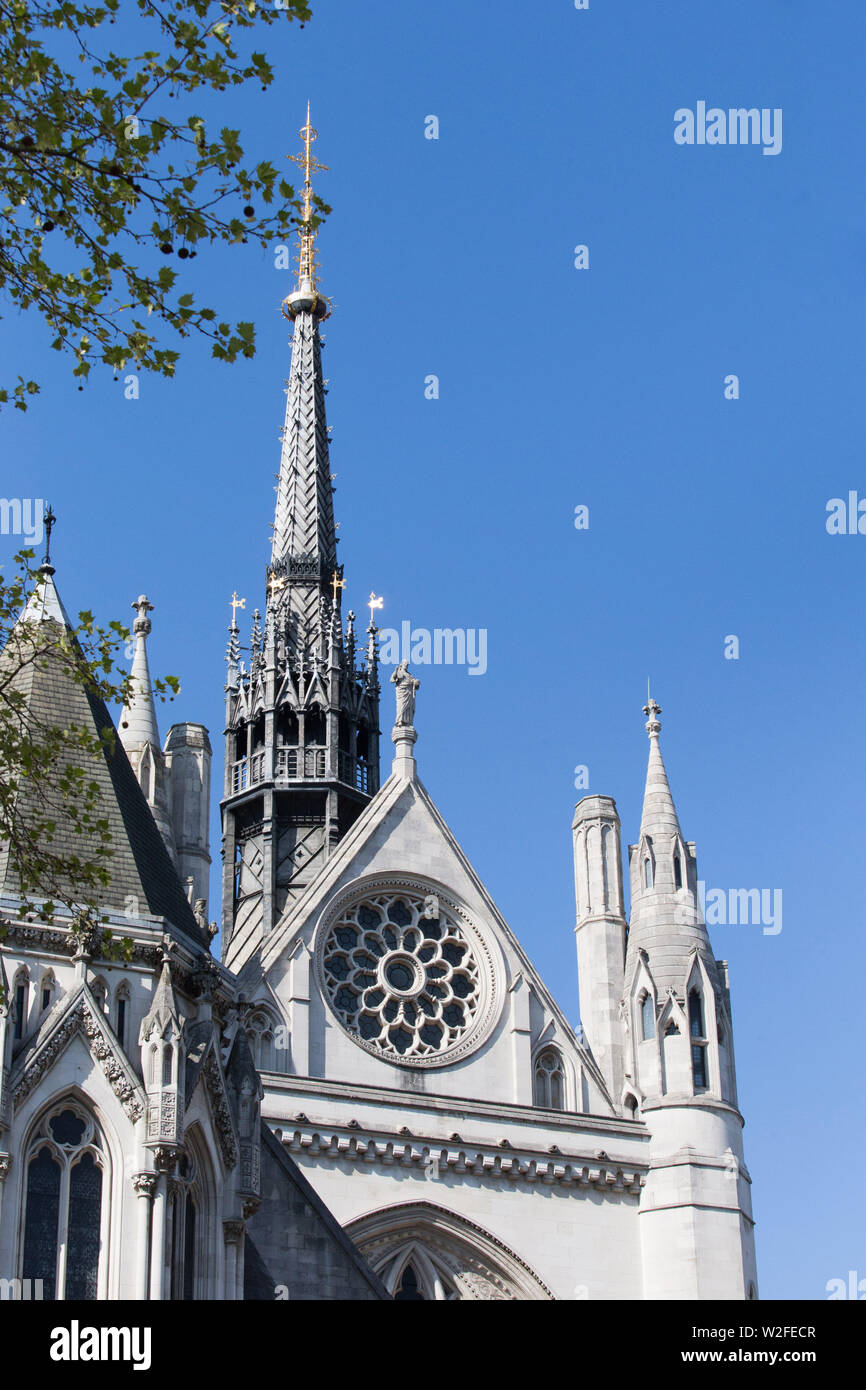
[{"left": 0, "top": 571, "right": 207, "bottom": 946}]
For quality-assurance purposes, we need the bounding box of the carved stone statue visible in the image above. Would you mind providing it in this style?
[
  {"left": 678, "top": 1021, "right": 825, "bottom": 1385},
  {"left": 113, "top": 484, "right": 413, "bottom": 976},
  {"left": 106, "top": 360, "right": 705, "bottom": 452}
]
[
  {"left": 193, "top": 898, "right": 208, "bottom": 933},
  {"left": 390, "top": 659, "right": 420, "bottom": 727}
]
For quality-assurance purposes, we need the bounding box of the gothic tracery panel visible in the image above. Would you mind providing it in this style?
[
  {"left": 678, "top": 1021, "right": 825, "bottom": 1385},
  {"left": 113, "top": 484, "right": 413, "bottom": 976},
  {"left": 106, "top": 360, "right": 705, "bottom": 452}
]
[{"left": 317, "top": 883, "right": 499, "bottom": 1067}]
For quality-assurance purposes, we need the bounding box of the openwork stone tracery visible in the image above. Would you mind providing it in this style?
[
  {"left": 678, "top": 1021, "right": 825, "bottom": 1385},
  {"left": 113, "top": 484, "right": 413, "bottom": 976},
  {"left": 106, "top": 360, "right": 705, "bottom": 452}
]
[{"left": 320, "top": 886, "right": 495, "bottom": 1065}]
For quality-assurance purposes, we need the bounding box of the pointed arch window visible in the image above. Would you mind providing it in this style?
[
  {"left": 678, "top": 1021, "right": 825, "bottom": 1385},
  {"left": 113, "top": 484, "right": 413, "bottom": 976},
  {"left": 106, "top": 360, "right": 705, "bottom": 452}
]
[
  {"left": 689, "top": 989, "right": 708, "bottom": 1091},
  {"left": 534, "top": 1048, "right": 566, "bottom": 1110},
  {"left": 169, "top": 1152, "right": 201, "bottom": 1301},
  {"left": 643, "top": 857, "right": 653, "bottom": 888},
  {"left": 40, "top": 970, "right": 56, "bottom": 1015},
  {"left": 394, "top": 1264, "right": 426, "bottom": 1300},
  {"left": 21, "top": 1101, "right": 106, "bottom": 1299},
  {"left": 673, "top": 852, "right": 683, "bottom": 889},
  {"left": 640, "top": 992, "right": 655, "bottom": 1041},
  {"left": 115, "top": 982, "right": 130, "bottom": 1049},
  {"left": 247, "top": 1008, "right": 279, "bottom": 1072},
  {"left": 90, "top": 977, "right": 108, "bottom": 1014},
  {"left": 13, "top": 968, "right": 29, "bottom": 1041}
]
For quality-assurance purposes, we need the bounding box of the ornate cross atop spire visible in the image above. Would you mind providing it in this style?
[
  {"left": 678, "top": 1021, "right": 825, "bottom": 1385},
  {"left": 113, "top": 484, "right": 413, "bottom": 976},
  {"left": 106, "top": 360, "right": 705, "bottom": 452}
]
[
  {"left": 283, "top": 103, "right": 330, "bottom": 321},
  {"left": 230, "top": 591, "right": 246, "bottom": 627}
]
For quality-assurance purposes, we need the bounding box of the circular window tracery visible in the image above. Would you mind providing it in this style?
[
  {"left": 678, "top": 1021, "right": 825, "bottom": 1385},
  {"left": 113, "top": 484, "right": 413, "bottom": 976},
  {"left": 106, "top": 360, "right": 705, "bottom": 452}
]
[{"left": 320, "top": 886, "right": 493, "bottom": 1064}]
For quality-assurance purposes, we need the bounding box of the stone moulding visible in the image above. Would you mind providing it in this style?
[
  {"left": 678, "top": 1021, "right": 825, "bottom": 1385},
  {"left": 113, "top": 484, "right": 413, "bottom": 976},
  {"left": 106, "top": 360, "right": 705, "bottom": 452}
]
[
  {"left": 279, "top": 1124, "right": 644, "bottom": 1196},
  {"left": 12, "top": 994, "right": 145, "bottom": 1122},
  {"left": 349, "top": 1200, "right": 556, "bottom": 1301},
  {"left": 201, "top": 1049, "right": 240, "bottom": 1170},
  {"left": 313, "top": 873, "right": 504, "bottom": 1070}
]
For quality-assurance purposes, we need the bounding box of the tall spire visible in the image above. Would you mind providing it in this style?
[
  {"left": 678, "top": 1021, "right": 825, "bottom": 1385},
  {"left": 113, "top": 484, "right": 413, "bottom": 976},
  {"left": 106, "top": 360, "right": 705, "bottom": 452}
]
[
  {"left": 119, "top": 595, "right": 160, "bottom": 754},
  {"left": 638, "top": 697, "right": 682, "bottom": 841},
  {"left": 626, "top": 695, "right": 716, "bottom": 998},
  {"left": 220, "top": 109, "right": 381, "bottom": 969},
  {"left": 270, "top": 104, "right": 337, "bottom": 648}
]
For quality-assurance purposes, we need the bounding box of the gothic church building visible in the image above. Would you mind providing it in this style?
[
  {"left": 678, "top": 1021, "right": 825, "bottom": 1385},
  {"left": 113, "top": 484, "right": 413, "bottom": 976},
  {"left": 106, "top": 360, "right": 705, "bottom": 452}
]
[{"left": 0, "top": 114, "right": 757, "bottom": 1301}]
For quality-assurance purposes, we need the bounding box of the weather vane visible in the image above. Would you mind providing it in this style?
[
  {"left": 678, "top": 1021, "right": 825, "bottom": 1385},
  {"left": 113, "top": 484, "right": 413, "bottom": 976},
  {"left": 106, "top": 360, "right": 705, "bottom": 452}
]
[{"left": 43, "top": 503, "right": 56, "bottom": 568}]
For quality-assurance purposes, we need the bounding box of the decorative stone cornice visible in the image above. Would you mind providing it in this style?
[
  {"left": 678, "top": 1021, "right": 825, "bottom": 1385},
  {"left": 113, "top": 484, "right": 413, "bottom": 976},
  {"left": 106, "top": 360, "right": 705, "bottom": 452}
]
[
  {"left": 278, "top": 1122, "right": 644, "bottom": 1196},
  {"left": 12, "top": 993, "right": 145, "bottom": 1122}
]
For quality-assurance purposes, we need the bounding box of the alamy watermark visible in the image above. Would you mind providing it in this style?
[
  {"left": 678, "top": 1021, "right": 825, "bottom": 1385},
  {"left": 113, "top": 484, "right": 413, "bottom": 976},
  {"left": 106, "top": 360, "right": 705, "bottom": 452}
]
[
  {"left": 674, "top": 104, "right": 782, "bottom": 156},
  {"left": 378, "top": 622, "right": 487, "bottom": 677},
  {"left": 0, "top": 1277, "right": 44, "bottom": 1300},
  {"left": 677, "top": 883, "right": 782, "bottom": 936},
  {"left": 0, "top": 498, "right": 43, "bottom": 546},
  {"left": 826, "top": 493, "right": 866, "bottom": 535},
  {"left": 826, "top": 1270, "right": 866, "bottom": 1300}
]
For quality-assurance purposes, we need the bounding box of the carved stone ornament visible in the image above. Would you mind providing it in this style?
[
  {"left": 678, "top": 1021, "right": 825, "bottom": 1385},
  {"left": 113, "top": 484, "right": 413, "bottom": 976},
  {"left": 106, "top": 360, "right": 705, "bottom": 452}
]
[
  {"left": 223, "top": 1219, "right": 245, "bottom": 1244},
  {"left": 12, "top": 994, "right": 145, "bottom": 1121},
  {"left": 131, "top": 1172, "right": 157, "bottom": 1199},
  {"left": 0, "top": 1153, "right": 11, "bottom": 1182},
  {"left": 390, "top": 659, "right": 420, "bottom": 728},
  {"left": 202, "top": 1050, "right": 239, "bottom": 1170}
]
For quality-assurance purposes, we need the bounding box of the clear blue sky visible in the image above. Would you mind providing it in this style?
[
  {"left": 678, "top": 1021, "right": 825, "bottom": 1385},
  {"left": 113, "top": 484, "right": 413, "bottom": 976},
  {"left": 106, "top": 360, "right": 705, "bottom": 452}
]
[{"left": 2, "top": 0, "right": 864, "bottom": 1300}]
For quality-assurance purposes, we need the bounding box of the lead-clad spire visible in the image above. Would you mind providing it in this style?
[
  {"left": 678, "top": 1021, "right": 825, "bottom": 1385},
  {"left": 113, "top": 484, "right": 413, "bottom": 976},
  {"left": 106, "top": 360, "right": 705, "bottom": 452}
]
[{"left": 269, "top": 104, "right": 336, "bottom": 648}]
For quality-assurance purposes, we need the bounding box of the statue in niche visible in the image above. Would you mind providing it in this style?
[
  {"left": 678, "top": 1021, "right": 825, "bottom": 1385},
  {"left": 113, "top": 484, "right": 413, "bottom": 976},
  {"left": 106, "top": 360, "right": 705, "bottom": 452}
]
[{"left": 390, "top": 659, "right": 420, "bottom": 727}]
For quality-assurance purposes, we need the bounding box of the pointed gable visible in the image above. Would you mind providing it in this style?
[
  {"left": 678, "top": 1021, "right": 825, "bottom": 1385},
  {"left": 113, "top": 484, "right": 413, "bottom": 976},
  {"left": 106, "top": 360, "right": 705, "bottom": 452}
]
[
  {"left": 242, "top": 760, "right": 613, "bottom": 1114},
  {"left": 0, "top": 568, "right": 206, "bottom": 945}
]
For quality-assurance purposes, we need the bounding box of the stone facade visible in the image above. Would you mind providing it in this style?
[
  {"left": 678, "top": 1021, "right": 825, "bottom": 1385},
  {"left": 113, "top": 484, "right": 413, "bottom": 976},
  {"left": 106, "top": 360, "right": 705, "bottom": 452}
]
[{"left": 0, "top": 117, "right": 758, "bottom": 1301}]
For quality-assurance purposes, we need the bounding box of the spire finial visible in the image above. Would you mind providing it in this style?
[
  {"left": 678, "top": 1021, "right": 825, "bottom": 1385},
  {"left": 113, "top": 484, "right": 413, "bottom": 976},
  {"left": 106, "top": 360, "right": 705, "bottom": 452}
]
[
  {"left": 229, "top": 591, "right": 246, "bottom": 629},
  {"left": 330, "top": 568, "right": 346, "bottom": 605},
  {"left": 132, "top": 593, "right": 153, "bottom": 636},
  {"left": 283, "top": 102, "right": 330, "bottom": 320},
  {"left": 41, "top": 503, "right": 56, "bottom": 574},
  {"left": 643, "top": 692, "right": 662, "bottom": 737}
]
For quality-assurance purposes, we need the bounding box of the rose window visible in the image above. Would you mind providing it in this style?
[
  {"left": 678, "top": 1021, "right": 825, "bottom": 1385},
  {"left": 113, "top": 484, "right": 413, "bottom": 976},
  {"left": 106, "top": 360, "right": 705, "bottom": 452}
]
[{"left": 321, "top": 890, "right": 485, "bottom": 1061}]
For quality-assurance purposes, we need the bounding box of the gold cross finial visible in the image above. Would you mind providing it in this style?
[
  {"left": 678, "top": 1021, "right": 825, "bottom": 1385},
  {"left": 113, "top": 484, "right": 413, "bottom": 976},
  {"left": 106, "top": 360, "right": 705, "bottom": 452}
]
[
  {"left": 268, "top": 573, "right": 287, "bottom": 595},
  {"left": 230, "top": 591, "right": 246, "bottom": 625},
  {"left": 331, "top": 569, "right": 346, "bottom": 603},
  {"left": 287, "top": 101, "right": 328, "bottom": 291},
  {"left": 367, "top": 591, "right": 384, "bottom": 624}
]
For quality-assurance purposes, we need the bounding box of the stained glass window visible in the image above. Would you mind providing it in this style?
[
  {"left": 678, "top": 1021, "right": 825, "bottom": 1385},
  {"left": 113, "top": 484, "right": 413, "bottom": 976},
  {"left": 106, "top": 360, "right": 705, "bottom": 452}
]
[
  {"left": 22, "top": 1148, "right": 60, "bottom": 1299},
  {"left": 66, "top": 1155, "right": 102, "bottom": 1300},
  {"left": 21, "top": 1103, "right": 104, "bottom": 1300}
]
